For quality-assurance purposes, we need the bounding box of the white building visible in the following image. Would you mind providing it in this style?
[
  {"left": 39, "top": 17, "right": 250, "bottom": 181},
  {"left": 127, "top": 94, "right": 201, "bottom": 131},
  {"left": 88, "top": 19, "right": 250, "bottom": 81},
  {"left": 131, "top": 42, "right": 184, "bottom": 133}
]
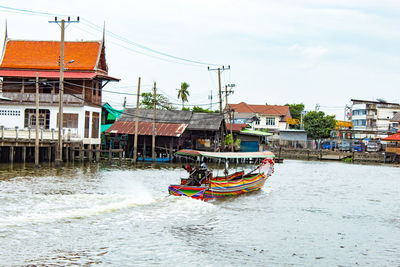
[
  {"left": 227, "top": 102, "right": 292, "bottom": 132},
  {"left": 350, "top": 99, "right": 400, "bottom": 138}
]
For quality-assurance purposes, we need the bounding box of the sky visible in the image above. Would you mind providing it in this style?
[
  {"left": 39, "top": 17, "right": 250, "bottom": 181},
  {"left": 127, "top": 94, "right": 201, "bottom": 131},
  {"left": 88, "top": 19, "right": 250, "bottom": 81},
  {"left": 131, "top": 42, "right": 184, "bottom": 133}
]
[{"left": 1, "top": 0, "right": 400, "bottom": 120}]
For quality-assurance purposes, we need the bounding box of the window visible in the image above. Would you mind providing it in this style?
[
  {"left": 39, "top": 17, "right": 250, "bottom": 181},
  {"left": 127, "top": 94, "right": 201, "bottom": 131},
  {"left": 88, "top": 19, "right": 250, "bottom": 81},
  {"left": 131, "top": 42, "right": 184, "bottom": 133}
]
[
  {"left": 353, "top": 109, "right": 366, "bottom": 116},
  {"left": 84, "top": 111, "right": 90, "bottom": 138},
  {"left": 24, "top": 109, "right": 50, "bottom": 129},
  {"left": 57, "top": 113, "right": 78, "bottom": 128},
  {"left": 265, "top": 117, "right": 275, "bottom": 126},
  {"left": 0, "top": 110, "right": 21, "bottom": 116},
  {"left": 91, "top": 112, "right": 99, "bottom": 138},
  {"left": 255, "top": 119, "right": 260, "bottom": 125}
]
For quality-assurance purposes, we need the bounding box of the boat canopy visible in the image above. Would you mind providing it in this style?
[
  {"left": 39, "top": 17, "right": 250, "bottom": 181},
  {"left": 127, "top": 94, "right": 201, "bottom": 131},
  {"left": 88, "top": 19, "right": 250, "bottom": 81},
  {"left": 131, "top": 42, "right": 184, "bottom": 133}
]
[{"left": 175, "top": 149, "right": 275, "bottom": 159}]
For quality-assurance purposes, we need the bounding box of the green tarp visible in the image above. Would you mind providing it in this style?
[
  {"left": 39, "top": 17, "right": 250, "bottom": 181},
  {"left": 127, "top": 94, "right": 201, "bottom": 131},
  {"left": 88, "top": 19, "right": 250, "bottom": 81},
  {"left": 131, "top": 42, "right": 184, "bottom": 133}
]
[{"left": 103, "top": 103, "right": 123, "bottom": 121}]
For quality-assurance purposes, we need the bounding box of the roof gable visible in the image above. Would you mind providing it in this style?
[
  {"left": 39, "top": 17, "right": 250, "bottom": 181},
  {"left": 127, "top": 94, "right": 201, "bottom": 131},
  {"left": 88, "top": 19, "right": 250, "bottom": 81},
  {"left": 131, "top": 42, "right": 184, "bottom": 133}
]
[
  {"left": 229, "top": 102, "right": 290, "bottom": 116},
  {"left": 0, "top": 39, "right": 103, "bottom": 71}
]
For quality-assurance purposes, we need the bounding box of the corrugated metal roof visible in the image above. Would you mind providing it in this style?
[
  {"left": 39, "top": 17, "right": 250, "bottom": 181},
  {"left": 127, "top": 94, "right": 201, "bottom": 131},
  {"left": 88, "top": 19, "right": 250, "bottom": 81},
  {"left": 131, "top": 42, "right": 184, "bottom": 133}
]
[
  {"left": 226, "top": 123, "right": 248, "bottom": 132},
  {"left": 119, "top": 108, "right": 224, "bottom": 131},
  {"left": 106, "top": 121, "right": 187, "bottom": 137}
]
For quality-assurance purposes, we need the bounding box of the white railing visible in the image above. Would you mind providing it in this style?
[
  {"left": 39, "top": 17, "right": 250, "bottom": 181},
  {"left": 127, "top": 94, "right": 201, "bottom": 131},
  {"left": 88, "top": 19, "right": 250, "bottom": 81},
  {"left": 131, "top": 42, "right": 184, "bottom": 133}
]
[
  {"left": 2, "top": 92, "right": 84, "bottom": 104},
  {"left": 0, "top": 126, "right": 82, "bottom": 142}
]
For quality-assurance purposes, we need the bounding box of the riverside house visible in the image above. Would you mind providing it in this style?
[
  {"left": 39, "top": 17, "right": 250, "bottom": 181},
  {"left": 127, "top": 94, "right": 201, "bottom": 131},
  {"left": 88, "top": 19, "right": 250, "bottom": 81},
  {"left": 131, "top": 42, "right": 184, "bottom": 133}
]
[
  {"left": 0, "top": 33, "right": 119, "bottom": 163},
  {"left": 227, "top": 102, "right": 292, "bottom": 133}
]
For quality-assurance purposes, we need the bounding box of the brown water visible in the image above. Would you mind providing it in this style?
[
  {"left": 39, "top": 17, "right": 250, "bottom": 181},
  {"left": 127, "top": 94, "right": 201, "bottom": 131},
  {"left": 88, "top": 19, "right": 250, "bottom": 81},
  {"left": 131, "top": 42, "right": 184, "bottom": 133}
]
[{"left": 0, "top": 160, "right": 399, "bottom": 266}]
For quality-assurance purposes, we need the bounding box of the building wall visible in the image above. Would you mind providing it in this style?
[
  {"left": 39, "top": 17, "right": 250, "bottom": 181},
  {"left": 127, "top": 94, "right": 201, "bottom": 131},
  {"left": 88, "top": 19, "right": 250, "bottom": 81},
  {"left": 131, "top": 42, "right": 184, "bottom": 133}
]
[{"left": 0, "top": 104, "right": 101, "bottom": 144}]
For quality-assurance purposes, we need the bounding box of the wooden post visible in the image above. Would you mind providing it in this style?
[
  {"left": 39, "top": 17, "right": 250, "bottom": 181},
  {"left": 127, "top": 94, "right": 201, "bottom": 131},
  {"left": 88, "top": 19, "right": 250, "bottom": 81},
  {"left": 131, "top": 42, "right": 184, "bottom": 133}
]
[
  {"left": 48, "top": 146, "right": 52, "bottom": 163},
  {"left": 143, "top": 137, "right": 146, "bottom": 160},
  {"left": 95, "top": 144, "right": 100, "bottom": 162},
  {"left": 152, "top": 82, "right": 156, "bottom": 162},
  {"left": 0, "top": 125, "right": 3, "bottom": 140},
  {"left": 35, "top": 73, "right": 40, "bottom": 167},
  {"left": 133, "top": 77, "right": 141, "bottom": 163},
  {"left": 65, "top": 145, "right": 69, "bottom": 162},
  {"left": 22, "top": 146, "right": 26, "bottom": 163},
  {"left": 218, "top": 68, "right": 222, "bottom": 113},
  {"left": 108, "top": 145, "right": 112, "bottom": 161},
  {"left": 9, "top": 146, "right": 14, "bottom": 164},
  {"left": 169, "top": 137, "right": 173, "bottom": 162},
  {"left": 79, "top": 144, "right": 84, "bottom": 162},
  {"left": 88, "top": 144, "right": 93, "bottom": 162}
]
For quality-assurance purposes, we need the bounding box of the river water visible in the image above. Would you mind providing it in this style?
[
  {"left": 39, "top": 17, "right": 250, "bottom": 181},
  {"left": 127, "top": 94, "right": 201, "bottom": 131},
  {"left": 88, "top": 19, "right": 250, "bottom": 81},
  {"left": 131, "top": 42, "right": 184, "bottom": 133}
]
[{"left": 0, "top": 160, "right": 399, "bottom": 266}]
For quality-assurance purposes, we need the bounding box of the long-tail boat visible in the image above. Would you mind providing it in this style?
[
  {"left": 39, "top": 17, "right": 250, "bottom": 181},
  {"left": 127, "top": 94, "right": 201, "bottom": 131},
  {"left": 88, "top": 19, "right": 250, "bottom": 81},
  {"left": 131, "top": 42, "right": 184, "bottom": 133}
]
[{"left": 168, "top": 149, "right": 275, "bottom": 201}]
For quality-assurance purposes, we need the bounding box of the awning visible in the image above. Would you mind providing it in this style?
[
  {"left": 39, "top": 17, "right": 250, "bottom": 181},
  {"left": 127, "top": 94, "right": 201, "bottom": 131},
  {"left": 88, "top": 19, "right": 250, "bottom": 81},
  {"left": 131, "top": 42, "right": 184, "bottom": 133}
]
[
  {"left": 240, "top": 129, "right": 273, "bottom": 136},
  {"left": 175, "top": 149, "right": 275, "bottom": 159},
  {"left": 106, "top": 121, "right": 187, "bottom": 137},
  {"left": 383, "top": 132, "right": 400, "bottom": 141},
  {"left": 0, "top": 69, "right": 119, "bottom": 81}
]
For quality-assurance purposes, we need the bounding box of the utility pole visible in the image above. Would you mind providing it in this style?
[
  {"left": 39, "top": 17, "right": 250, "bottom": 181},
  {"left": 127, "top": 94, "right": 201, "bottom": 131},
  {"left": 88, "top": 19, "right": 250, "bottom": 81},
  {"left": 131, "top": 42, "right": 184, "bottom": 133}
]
[
  {"left": 224, "top": 84, "right": 235, "bottom": 152},
  {"left": 35, "top": 73, "right": 40, "bottom": 167},
  {"left": 133, "top": 77, "right": 141, "bottom": 163},
  {"left": 152, "top": 82, "right": 157, "bottom": 162},
  {"left": 208, "top": 65, "right": 230, "bottom": 150},
  {"left": 123, "top": 96, "right": 126, "bottom": 109},
  {"left": 49, "top": 16, "right": 79, "bottom": 166},
  {"left": 208, "top": 65, "right": 230, "bottom": 114}
]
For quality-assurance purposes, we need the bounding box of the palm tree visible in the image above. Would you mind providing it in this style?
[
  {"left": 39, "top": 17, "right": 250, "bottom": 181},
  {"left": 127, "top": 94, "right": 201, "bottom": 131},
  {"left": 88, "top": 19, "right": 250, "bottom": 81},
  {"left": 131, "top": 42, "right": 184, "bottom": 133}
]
[{"left": 177, "top": 82, "right": 190, "bottom": 109}]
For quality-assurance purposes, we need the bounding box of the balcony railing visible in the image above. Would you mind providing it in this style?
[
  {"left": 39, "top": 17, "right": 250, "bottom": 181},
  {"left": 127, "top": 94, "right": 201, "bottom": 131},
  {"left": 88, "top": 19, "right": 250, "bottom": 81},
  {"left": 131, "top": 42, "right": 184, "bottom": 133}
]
[
  {"left": 0, "top": 126, "right": 82, "bottom": 142},
  {"left": 2, "top": 92, "right": 84, "bottom": 105}
]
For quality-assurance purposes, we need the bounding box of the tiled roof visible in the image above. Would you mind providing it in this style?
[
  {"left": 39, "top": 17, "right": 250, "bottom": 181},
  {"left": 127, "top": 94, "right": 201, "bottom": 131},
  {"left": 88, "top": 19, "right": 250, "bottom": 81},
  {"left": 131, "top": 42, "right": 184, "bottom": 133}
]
[
  {"left": 228, "top": 102, "right": 292, "bottom": 121},
  {"left": 0, "top": 39, "right": 102, "bottom": 71}
]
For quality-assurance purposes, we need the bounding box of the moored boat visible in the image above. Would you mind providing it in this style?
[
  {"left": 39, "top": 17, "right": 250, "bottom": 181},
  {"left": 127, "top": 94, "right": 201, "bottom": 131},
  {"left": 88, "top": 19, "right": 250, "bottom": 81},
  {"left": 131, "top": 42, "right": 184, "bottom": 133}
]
[{"left": 168, "top": 149, "right": 275, "bottom": 201}]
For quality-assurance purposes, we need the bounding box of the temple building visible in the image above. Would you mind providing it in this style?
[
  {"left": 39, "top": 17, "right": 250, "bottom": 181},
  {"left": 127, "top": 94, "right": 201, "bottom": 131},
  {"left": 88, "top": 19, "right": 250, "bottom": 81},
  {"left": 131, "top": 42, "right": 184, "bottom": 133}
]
[{"left": 0, "top": 29, "right": 119, "bottom": 163}]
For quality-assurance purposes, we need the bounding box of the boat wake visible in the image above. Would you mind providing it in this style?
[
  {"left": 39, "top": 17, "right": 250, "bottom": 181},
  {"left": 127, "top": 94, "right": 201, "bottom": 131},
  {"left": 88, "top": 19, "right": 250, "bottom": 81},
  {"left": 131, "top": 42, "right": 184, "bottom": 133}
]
[{"left": 0, "top": 193, "right": 158, "bottom": 227}]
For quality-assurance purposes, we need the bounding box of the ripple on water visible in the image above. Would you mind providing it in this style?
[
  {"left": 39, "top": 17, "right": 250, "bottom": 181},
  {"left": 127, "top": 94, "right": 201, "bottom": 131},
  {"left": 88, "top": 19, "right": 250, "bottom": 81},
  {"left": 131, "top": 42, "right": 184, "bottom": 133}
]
[{"left": 0, "top": 161, "right": 399, "bottom": 266}]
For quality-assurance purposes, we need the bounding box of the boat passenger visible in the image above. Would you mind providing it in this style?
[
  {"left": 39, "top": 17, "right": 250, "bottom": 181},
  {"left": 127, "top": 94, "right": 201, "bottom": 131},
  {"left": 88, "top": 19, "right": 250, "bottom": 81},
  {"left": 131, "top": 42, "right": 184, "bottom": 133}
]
[{"left": 201, "top": 159, "right": 208, "bottom": 170}]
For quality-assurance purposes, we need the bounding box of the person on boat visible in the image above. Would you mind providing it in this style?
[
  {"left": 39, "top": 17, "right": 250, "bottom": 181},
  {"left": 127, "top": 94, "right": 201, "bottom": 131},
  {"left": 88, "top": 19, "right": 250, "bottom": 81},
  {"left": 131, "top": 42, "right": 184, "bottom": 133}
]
[
  {"left": 200, "top": 159, "right": 208, "bottom": 170},
  {"left": 182, "top": 164, "right": 192, "bottom": 173}
]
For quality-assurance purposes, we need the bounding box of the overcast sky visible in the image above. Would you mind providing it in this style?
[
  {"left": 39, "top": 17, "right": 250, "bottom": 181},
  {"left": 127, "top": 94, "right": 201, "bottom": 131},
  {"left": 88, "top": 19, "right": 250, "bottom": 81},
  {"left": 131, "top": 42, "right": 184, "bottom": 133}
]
[{"left": 1, "top": 0, "right": 400, "bottom": 119}]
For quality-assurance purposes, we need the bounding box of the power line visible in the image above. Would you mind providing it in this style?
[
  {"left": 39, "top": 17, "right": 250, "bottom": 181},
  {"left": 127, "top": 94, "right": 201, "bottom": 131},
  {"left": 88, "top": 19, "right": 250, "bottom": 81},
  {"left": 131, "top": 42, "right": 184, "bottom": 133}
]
[{"left": 0, "top": 5, "right": 220, "bottom": 67}]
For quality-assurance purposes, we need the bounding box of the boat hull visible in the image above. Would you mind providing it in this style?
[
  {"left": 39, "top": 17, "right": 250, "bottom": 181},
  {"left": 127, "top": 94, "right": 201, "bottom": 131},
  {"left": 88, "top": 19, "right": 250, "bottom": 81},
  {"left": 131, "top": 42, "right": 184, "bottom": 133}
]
[{"left": 168, "top": 172, "right": 268, "bottom": 201}]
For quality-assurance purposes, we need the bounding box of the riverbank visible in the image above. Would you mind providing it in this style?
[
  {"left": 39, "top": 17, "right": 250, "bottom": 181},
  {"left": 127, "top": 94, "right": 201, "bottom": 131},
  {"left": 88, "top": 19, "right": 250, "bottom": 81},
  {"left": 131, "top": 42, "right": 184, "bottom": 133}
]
[{"left": 271, "top": 148, "right": 397, "bottom": 164}]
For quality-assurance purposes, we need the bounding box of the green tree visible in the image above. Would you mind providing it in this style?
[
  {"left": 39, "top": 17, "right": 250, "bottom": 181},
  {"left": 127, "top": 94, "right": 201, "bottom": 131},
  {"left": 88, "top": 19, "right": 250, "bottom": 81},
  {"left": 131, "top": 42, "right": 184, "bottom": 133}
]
[
  {"left": 303, "top": 111, "right": 336, "bottom": 148},
  {"left": 192, "top": 106, "right": 215, "bottom": 113},
  {"left": 177, "top": 82, "right": 190, "bottom": 109},
  {"left": 285, "top": 103, "right": 305, "bottom": 120},
  {"left": 140, "top": 92, "right": 174, "bottom": 110}
]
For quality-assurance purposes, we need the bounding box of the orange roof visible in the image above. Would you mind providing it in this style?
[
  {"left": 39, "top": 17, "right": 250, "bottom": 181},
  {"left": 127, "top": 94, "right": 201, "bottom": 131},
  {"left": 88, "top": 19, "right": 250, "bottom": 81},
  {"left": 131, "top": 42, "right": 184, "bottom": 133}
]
[
  {"left": 0, "top": 39, "right": 102, "bottom": 71},
  {"left": 228, "top": 102, "right": 292, "bottom": 121}
]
